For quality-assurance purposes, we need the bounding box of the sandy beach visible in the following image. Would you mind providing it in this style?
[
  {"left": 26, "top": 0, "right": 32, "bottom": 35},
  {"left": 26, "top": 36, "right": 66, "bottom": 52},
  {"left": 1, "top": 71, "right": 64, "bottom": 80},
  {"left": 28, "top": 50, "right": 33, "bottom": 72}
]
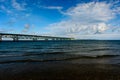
[{"left": 0, "top": 61, "right": 120, "bottom": 80}]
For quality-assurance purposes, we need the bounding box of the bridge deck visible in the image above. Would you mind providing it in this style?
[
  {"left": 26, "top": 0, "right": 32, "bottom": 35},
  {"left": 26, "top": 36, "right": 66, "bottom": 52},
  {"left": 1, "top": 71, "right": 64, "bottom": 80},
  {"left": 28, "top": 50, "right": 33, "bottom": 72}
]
[{"left": 0, "top": 33, "right": 74, "bottom": 41}]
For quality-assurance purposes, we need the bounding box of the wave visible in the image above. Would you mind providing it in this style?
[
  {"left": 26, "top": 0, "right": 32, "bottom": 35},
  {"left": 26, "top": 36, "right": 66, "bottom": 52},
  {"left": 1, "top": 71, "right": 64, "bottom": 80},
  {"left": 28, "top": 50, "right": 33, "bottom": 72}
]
[
  {"left": 0, "top": 51, "right": 67, "bottom": 57},
  {"left": 58, "top": 55, "right": 120, "bottom": 60},
  {"left": 0, "top": 54, "right": 22, "bottom": 57},
  {"left": 82, "top": 55, "right": 119, "bottom": 58},
  {"left": 22, "top": 51, "right": 82, "bottom": 56},
  {"left": 89, "top": 48, "right": 119, "bottom": 51},
  {"left": 0, "top": 54, "right": 119, "bottom": 64},
  {"left": 0, "top": 51, "right": 22, "bottom": 53},
  {"left": 22, "top": 51, "right": 67, "bottom": 56}
]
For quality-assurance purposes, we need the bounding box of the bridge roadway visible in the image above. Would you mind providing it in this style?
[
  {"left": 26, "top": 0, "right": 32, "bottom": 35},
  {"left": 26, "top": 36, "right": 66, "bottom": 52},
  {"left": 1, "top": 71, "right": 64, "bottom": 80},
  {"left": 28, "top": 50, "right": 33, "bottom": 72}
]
[{"left": 0, "top": 33, "right": 74, "bottom": 41}]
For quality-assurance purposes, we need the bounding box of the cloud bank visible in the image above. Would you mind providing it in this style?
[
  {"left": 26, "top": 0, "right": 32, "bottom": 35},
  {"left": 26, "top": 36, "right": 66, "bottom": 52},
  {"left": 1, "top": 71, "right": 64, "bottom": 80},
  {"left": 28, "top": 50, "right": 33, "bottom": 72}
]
[{"left": 47, "top": 1, "right": 120, "bottom": 39}]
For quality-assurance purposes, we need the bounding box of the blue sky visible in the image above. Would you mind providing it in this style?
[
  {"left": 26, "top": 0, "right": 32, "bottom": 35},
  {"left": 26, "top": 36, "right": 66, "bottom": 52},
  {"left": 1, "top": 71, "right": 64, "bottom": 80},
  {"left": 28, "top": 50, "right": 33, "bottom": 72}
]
[{"left": 0, "top": 0, "right": 120, "bottom": 40}]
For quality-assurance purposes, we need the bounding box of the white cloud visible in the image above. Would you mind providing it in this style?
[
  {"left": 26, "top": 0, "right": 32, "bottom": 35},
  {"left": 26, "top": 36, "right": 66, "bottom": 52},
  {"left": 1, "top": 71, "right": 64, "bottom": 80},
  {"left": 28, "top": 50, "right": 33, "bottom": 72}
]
[
  {"left": 47, "top": 1, "right": 120, "bottom": 39},
  {"left": 66, "top": 2, "right": 115, "bottom": 22},
  {"left": 48, "top": 21, "right": 108, "bottom": 36},
  {"left": 22, "top": 24, "right": 35, "bottom": 33},
  {"left": 22, "top": 24, "right": 30, "bottom": 33},
  {"left": 12, "top": 0, "right": 25, "bottom": 10},
  {"left": 43, "top": 6, "right": 63, "bottom": 10},
  {"left": 0, "top": 5, "right": 12, "bottom": 14},
  {"left": 75, "top": 34, "right": 120, "bottom": 40}
]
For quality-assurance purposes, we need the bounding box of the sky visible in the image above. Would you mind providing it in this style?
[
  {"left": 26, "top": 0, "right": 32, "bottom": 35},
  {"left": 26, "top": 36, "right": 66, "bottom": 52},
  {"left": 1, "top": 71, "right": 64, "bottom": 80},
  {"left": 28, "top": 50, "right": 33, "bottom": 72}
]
[{"left": 0, "top": 0, "right": 120, "bottom": 40}]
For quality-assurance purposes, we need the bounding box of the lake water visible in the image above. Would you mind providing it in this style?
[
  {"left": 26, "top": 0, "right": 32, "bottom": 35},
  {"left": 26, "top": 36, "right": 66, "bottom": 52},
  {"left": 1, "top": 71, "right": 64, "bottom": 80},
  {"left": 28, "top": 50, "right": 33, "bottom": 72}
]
[{"left": 0, "top": 40, "right": 120, "bottom": 64}]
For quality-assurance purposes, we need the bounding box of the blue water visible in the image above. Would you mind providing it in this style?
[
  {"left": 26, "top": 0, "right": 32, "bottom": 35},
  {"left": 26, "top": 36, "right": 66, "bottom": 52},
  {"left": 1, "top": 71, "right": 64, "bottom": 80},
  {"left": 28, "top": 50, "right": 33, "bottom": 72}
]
[{"left": 0, "top": 40, "right": 120, "bottom": 64}]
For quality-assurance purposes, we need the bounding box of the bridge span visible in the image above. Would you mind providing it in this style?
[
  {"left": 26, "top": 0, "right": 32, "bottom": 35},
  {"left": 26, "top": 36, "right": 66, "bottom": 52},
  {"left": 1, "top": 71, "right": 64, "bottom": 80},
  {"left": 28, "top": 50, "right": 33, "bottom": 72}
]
[{"left": 0, "top": 33, "right": 74, "bottom": 41}]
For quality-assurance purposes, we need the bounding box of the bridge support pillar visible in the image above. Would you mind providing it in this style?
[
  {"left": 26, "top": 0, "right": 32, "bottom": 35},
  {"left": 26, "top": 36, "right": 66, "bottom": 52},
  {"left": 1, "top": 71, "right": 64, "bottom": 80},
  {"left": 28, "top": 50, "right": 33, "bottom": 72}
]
[
  {"left": 33, "top": 38, "right": 37, "bottom": 41},
  {"left": 52, "top": 38, "right": 55, "bottom": 40},
  {"left": 60, "top": 39, "right": 63, "bottom": 40},
  {"left": 13, "top": 36, "right": 19, "bottom": 41},
  {"left": 0, "top": 35, "right": 2, "bottom": 41},
  {"left": 45, "top": 38, "right": 48, "bottom": 40}
]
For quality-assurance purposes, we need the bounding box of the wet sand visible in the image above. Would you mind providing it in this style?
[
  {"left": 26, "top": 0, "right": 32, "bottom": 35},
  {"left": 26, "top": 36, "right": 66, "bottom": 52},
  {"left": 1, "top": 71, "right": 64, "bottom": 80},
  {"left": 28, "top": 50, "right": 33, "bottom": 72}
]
[{"left": 0, "top": 61, "right": 120, "bottom": 80}]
